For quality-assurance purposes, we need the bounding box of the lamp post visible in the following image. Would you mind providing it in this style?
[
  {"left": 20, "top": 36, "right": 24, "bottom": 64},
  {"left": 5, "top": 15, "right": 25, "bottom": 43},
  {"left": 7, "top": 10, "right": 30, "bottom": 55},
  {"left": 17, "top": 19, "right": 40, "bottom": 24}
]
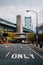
[{"left": 26, "top": 10, "right": 38, "bottom": 46}]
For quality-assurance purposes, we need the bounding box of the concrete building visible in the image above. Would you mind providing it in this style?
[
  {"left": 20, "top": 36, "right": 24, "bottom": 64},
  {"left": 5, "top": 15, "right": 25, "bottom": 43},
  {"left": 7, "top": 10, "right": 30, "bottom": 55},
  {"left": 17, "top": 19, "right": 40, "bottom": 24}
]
[
  {"left": 16, "top": 15, "right": 23, "bottom": 33},
  {"left": 25, "top": 16, "right": 32, "bottom": 30}
]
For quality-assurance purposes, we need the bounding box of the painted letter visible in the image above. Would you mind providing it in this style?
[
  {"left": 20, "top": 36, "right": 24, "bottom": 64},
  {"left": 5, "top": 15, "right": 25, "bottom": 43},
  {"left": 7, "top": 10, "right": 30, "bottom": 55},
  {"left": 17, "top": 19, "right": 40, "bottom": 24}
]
[
  {"left": 29, "top": 54, "right": 35, "bottom": 59},
  {"left": 11, "top": 54, "right": 17, "bottom": 59},
  {"left": 18, "top": 54, "right": 23, "bottom": 59},
  {"left": 23, "top": 54, "right": 29, "bottom": 59}
]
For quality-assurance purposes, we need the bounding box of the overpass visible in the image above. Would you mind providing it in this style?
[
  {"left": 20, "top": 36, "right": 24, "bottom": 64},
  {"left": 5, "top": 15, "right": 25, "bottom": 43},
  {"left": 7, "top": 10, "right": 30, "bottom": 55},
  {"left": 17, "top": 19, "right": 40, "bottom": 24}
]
[{"left": 0, "top": 18, "right": 33, "bottom": 33}]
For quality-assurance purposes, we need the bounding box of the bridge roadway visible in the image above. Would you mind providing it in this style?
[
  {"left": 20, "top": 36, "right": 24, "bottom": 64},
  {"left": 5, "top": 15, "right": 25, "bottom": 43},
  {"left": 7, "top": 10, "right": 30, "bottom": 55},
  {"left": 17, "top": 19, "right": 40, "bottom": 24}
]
[
  {"left": 0, "top": 44, "right": 43, "bottom": 65},
  {"left": 0, "top": 18, "right": 33, "bottom": 32}
]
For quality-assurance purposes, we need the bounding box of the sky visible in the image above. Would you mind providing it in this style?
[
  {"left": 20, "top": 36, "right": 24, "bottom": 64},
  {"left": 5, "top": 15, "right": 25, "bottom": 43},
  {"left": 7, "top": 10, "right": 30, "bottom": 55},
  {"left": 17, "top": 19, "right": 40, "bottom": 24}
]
[{"left": 0, "top": 0, "right": 43, "bottom": 31}]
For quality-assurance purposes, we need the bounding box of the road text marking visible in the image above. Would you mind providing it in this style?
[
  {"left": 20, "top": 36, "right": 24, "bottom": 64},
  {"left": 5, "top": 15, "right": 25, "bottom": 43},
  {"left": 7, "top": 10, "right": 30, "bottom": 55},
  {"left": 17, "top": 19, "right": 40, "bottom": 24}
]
[
  {"left": 5, "top": 52, "right": 10, "bottom": 57},
  {"left": 11, "top": 54, "right": 34, "bottom": 59},
  {"left": 5, "top": 45, "right": 10, "bottom": 48}
]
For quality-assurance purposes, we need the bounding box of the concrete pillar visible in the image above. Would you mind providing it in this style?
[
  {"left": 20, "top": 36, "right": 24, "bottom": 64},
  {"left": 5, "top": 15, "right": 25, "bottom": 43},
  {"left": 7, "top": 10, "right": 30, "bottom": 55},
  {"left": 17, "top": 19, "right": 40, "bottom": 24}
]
[{"left": 16, "top": 15, "right": 23, "bottom": 33}]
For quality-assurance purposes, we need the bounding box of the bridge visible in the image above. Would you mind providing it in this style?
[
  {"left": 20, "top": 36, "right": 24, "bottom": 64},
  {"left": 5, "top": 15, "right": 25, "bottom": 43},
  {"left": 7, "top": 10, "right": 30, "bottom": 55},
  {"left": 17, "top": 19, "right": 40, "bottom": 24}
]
[{"left": 0, "top": 18, "right": 33, "bottom": 33}]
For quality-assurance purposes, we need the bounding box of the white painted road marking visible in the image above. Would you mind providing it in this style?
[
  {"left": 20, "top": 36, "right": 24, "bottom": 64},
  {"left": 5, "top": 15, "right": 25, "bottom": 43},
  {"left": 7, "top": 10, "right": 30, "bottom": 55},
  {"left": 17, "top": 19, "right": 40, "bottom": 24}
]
[
  {"left": 5, "top": 44, "right": 43, "bottom": 59},
  {"left": 5, "top": 45, "right": 10, "bottom": 48},
  {"left": 11, "top": 54, "right": 34, "bottom": 59},
  {"left": 27, "top": 46, "right": 43, "bottom": 59},
  {"left": 20, "top": 46, "right": 22, "bottom": 48},
  {"left": 11, "top": 54, "right": 23, "bottom": 59},
  {"left": 5, "top": 52, "right": 10, "bottom": 57},
  {"left": 29, "top": 54, "right": 35, "bottom": 59},
  {"left": 5, "top": 52, "right": 35, "bottom": 59}
]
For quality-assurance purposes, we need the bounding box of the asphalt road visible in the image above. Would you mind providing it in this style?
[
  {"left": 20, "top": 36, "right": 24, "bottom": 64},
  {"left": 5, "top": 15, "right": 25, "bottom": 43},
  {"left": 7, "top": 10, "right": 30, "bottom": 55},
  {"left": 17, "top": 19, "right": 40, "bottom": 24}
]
[{"left": 0, "top": 44, "right": 43, "bottom": 65}]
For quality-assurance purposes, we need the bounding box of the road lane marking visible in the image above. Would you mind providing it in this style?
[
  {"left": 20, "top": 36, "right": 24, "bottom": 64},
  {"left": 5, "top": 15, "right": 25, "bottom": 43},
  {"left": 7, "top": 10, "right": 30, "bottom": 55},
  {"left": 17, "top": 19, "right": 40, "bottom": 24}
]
[
  {"left": 27, "top": 46, "right": 43, "bottom": 59},
  {"left": 20, "top": 46, "right": 22, "bottom": 48},
  {"left": 11, "top": 54, "right": 34, "bottom": 59},
  {"left": 5, "top": 52, "right": 35, "bottom": 59},
  {"left": 29, "top": 54, "right": 35, "bottom": 59},
  {"left": 5, "top": 45, "right": 10, "bottom": 48},
  {"left": 11, "top": 54, "right": 23, "bottom": 59},
  {"left": 5, "top": 52, "right": 10, "bottom": 57}
]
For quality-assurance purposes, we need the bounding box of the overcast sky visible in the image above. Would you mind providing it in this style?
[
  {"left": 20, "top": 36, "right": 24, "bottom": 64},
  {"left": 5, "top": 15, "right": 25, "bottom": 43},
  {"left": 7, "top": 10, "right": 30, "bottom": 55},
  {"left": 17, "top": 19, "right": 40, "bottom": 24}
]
[{"left": 0, "top": 0, "right": 43, "bottom": 30}]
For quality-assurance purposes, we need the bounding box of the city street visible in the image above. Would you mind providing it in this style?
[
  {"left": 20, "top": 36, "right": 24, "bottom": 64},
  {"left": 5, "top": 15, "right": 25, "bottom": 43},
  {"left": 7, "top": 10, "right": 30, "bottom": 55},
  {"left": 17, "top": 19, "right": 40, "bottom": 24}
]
[
  {"left": 0, "top": 44, "right": 43, "bottom": 65},
  {"left": 0, "top": 0, "right": 43, "bottom": 65}
]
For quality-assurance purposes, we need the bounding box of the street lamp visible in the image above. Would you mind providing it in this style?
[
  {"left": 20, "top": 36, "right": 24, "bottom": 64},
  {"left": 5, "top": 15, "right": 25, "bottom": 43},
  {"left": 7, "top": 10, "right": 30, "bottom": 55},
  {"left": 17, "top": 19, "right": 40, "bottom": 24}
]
[{"left": 26, "top": 10, "right": 38, "bottom": 46}]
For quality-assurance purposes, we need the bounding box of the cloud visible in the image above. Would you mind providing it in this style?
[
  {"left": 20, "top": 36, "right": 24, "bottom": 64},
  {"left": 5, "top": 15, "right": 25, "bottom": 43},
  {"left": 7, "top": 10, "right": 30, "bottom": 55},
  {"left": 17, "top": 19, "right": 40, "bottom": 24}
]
[
  {"left": 0, "top": 0, "right": 43, "bottom": 7},
  {"left": 0, "top": 0, "right": 43, "bottom": 31},
  {"left": 0, "top": 6, "right": 17, "bottom": 23}
]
